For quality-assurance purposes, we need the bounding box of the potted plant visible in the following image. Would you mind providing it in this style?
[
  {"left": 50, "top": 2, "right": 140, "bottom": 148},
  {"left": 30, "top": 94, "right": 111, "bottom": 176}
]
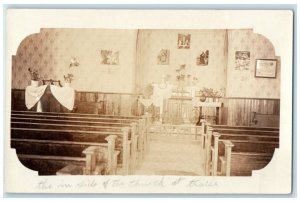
[
  {"left": 63, "top": 74, "right": 74, "bottom": 87},
  {"left": 199, "top": 87, "right": 219, "bottom": 102},
  {"left": 28, "top": 68, "right": 39, "bottom": 87},
  {"left": 198, "top": 89, "right": 207, "bottom": 102},
  {"left": 214, "top": 88, "right": 224, "bottom": 102},
  {"left": 175, "top": 64, "right": 191, "bottom": 93}
]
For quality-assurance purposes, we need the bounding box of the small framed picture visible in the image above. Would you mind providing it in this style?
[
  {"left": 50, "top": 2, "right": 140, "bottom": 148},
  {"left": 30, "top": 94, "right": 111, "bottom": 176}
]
[
  {"left": 178, "top": 33, "right": 190, "bottom": 49},
  {"left": 255, "top": 59, "right": 277, "bottom": 78},
  {"left": 157, "top": 49, "right": 170, "bottom": 65}
]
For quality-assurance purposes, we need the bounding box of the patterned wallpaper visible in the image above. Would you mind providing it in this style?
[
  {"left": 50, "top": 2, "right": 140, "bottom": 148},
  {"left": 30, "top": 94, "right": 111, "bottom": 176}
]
[
  {"left": 12, "top": 28, "right": 138, "bottom": 93},
  {"left": 12, "top": 28, "right": 280, "bottom": 99},
  {"left": 136, "top": 29, "right": 227, "bottom": 93},
  {"left": 226, "top": 29, "right": 280, "bottom": 98}
]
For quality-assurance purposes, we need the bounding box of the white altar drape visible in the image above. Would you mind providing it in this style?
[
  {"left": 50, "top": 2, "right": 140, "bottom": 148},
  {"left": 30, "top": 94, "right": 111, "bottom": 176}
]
[
  {"left": 152, "top": 84, "right": 173, "bottom": 114},
  {"left": 50, "top": 85, "right": 75, "bottom": 110},
  {"left": 25, "top": 84, "right": 75, "bottom": 111},
  {"left": 25, "top": 85, "right": 48, "bottom": 110}
]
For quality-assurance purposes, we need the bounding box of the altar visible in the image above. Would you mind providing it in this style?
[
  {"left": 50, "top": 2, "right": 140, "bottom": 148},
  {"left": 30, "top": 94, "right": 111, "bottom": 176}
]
[
  {"left": 163, "top": 98, "right": 222, "bottom": 125},
  {"left": 194, "top": 101, "right": 223, "bottom": 125},
  {"left": 163, "top": 96, "right": 193, "bottom": 125}
]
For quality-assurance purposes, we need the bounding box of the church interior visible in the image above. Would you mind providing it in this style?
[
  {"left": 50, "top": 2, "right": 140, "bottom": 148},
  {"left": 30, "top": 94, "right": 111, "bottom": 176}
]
[{"left": 10, "top": 28, "right": 280, "bottom": 176}]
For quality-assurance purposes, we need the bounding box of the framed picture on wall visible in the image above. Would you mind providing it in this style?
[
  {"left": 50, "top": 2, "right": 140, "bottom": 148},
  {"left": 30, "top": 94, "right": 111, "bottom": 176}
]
[
  {"left": 235, "top": 51, "right": 250, "bottom": 70},
  {"left": 100, "top": 50, "right": 119, "bottom": 65},
  {"left": 157, "top": 49, "right": 170, "bottom": 65},
  {"left": 255, "top": 59, "right": 277, "bottom": 78},
  {"left": 178, "top": 33, "right": 190, "bottom": 49}
]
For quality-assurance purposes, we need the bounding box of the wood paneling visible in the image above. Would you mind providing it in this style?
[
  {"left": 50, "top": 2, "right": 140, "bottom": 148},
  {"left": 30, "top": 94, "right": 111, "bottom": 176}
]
[
  {"left": 163, "top": 97, "right": 193, "bottom": 125},
  {"left": 11, "top": 89, "right": 280, "bottom": 126},
  {"left": 223, "top": 98, "right": 280, "bottom": 126},
  {"left": 11, "top": 89, "right": 27, "bottom": 111},
  {"left": 11, "top": 89, "right": 143, "bottom": 116}
]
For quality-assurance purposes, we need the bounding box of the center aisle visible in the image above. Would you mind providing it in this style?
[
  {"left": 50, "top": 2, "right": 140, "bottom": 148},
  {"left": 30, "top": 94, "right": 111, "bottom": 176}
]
[{"left": 134, "top": 135, "right": 205, "bottom": 176}]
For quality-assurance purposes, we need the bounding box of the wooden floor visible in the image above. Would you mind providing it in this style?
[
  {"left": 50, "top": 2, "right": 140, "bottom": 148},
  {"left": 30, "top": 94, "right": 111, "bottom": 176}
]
[{"left": 134, "top": 135, "right": 205, "bottom": 176}]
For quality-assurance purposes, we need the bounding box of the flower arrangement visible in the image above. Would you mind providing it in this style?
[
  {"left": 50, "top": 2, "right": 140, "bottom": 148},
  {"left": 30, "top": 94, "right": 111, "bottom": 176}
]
[
  {"left": 28, "top": 68, "right": 39, "bottom": 81},
  {"left": 198, "top": 87, "right": 223, "bottom": 102},
  {"left": 69, "top": 57, "right": 79, "bottom": 68},
  {"left": 64, "top": 74, "right": 74, "bottom": 83},
  {"left": 176, "top": 64, "right": 190, "bottom": 82},
  {"left": 199, "top": 87, "right": 214, "bottom": 98}
]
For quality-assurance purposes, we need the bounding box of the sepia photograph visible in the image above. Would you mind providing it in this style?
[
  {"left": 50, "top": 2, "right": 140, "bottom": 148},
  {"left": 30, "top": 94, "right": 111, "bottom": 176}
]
[{"left": 4, "top": 8, "right": 293, "bottom": 194}]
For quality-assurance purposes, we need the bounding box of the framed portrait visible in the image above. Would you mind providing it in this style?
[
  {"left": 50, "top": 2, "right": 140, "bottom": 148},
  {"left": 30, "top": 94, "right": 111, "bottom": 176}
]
[
  {"left": 178, "top": 33, "right": 190, "bottom": 49},
  {"left": 255, "top": 59, "right": 277, "bottom": 78},
  {"left": 157, "top": 49, "right": 170, "bottom": 65},
  {"left": 235, "top": 51, "right": 250, "bottom": 70},
  {"left": 196, "top": 50, "right": 209, "bottom": 66},
  {"left": 101, "top": 50, "right": 119, "bottom": 65}
]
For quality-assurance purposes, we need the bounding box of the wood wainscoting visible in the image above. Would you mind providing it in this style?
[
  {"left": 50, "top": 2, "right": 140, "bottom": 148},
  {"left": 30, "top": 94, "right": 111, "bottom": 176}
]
[
  {"left": 11, "top": 88, "right": 143, "bottom": 116},
  {"left": 11, "top": 89, "right": 280, "bottom": 126},
  {"left": 221, "top": 97, "right": 280, "bottom": 126}
]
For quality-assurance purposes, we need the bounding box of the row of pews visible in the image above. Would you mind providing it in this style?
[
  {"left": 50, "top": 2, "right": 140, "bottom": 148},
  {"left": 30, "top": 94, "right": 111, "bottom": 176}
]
[
  {"left": 198, "top": 120, "right": 279, "bottom": 176},
  {"left": 10, "top": 110, "right": 151, "bottom": 175}
]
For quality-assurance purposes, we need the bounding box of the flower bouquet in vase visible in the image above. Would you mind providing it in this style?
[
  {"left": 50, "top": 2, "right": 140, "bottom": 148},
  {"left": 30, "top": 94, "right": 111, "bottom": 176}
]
[
  {"left": 28, "top": 68, "right": 39, "bottom": 87},
  {"left": 63, "top": 74, "right": 74, "bottom": 87}
]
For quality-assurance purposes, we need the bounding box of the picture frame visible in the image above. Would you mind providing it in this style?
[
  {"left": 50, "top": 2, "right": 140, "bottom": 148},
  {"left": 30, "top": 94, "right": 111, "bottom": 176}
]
[
  {"left": 100, "top": 50, "right": 119, "bottom": 65},
  {"left": 178, "top": 33, "right": 191, "bottom": 49},
  {"left": 157, "top": 49, "right": 170, "bottom": 65},
  {"left": 255, "top": 59, "right": 277, "bottom": 78}
]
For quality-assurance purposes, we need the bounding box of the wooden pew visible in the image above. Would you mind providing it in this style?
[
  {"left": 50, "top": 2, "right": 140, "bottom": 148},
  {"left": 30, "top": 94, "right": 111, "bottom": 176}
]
[
  {"left": 203, "top": 124, "right": 279, "bottom": 176},
  {"left": 11, "top": 111, "right": 150, "bottom": 173},
  {"left": 11, "top": 110, "right": 140, "bottom": 119},
  {"left": 218, "top": 140, "right": 275, "bottom": 176},
  {"left": 17, "top": 154, "right": 86, "bottom": 175},
  {"left": 208, "top": 128, "right": 279, "bottom": 136},
  {"left": 13, "top": 110, "right": 152, "bottom": 167},
  {"left": 13, "top": 135, "right": 118, "bottom": 175},
  {"left": 11, "top": 121, "right": 130, "bottom": 133},
  {"left": 11, "top": 126, "right": 133, "bottom": 175},
  {"left": 11, "top": 138, "right": 108, "bottom": 157},
  {"left": 11, "top": 114, "right": 138, "bottom": 124},
  {"left": 11, "top": 112, "right": 147, "bottom": 164},
  {"left": 11, "top": 117, "right": 134, "bottom": 126},
  {"left": 11, "top": 112, "right": 139, "bottom": 122},
  {"left": 11, "top": 120, "right": 147, "bottom": 173},
  {"left": 251, "top": 112, "right": 280, "bottom": 127},
  {"left": 208, "top": 133, "right": 278, "bottom": 176},
  {"left": 206, "top": 124, "right": 279, "bottom": 131}
]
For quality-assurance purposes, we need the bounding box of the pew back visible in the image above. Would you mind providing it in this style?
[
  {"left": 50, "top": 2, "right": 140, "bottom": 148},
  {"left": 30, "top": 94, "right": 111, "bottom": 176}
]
[
  {"left": 204, "top": 123, "right": 279, "bottom": 176},
  {"left": 10, "top": 110, "right": 147, "bottom": 175}
]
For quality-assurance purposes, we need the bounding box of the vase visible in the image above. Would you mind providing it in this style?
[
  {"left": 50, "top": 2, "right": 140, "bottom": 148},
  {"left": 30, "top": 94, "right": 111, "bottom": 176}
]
[
  {"left": 199, "top": 96, "right": 206, "bottom": 102},
  {"left": 31, "top": 80, "right": 39, "bottom": 87}
]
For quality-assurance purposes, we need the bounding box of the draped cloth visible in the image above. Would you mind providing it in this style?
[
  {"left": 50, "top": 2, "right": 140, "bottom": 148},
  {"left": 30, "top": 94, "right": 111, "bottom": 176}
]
[
  {"left": 25, "top": 84, "right": 75, "bottom": 111},
  {"left": 25, "top": 85, "right": 48, "bottom": 110},
  {"left": 152, "top": 84, "right": 173, "bottom": 114},
  {"left": 186, "top": 86, "right": 199, "bottom": 106},
  {"left": 50, "top": 85, "right": 75, "bottom": 110}
]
